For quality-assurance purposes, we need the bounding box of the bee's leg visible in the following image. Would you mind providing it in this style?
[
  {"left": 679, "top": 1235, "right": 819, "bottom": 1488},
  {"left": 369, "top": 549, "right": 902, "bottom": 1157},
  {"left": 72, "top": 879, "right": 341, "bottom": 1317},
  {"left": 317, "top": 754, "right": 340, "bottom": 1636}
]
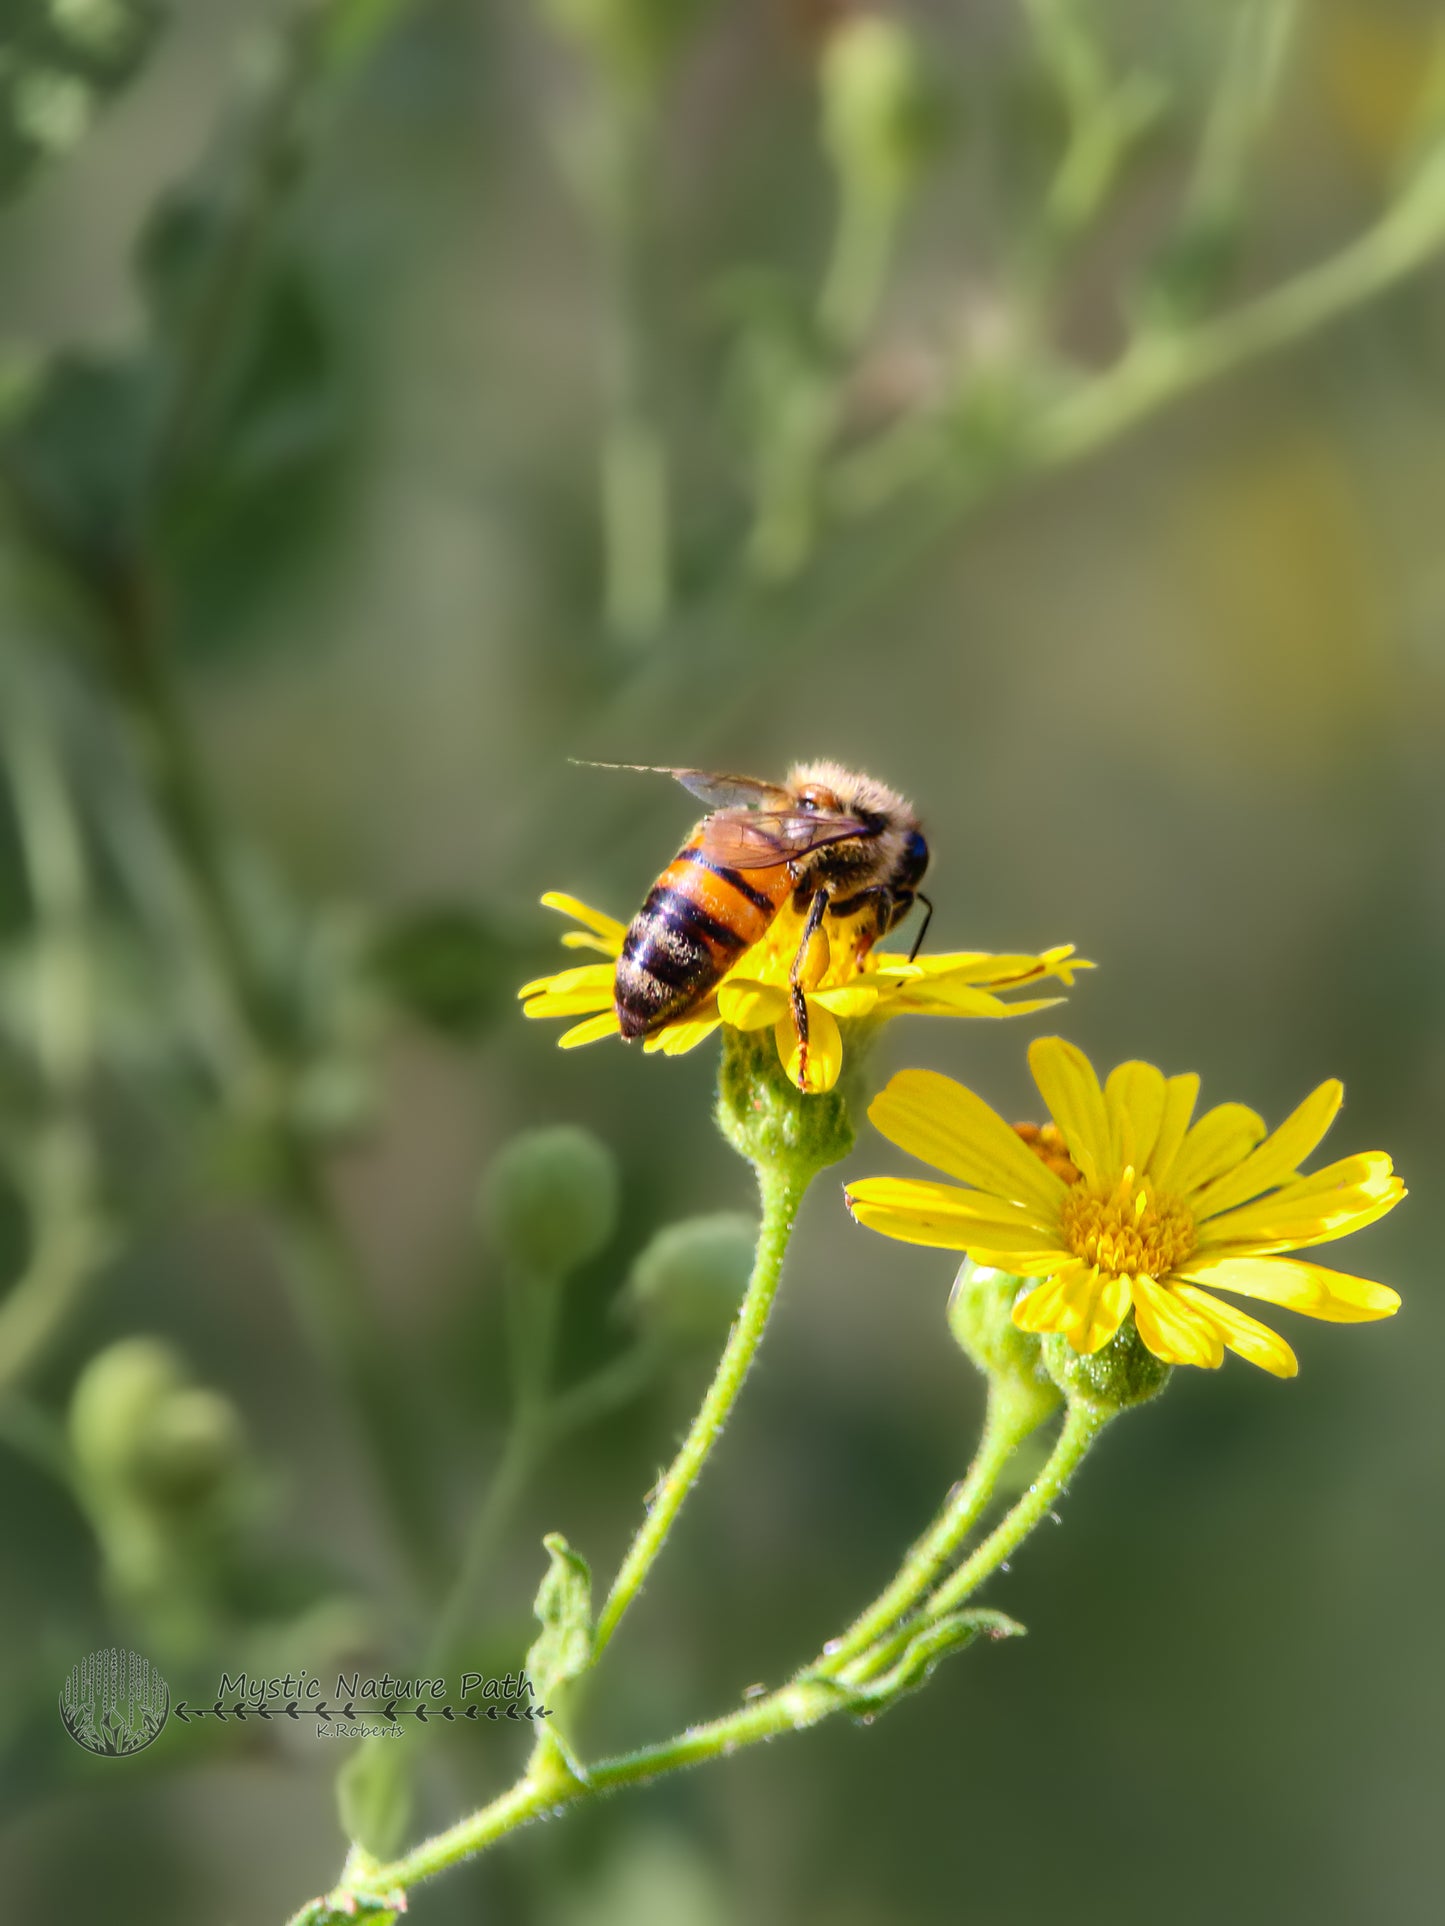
[{"left": 789, "top": 887, "right": 831, "bottom": 1084}]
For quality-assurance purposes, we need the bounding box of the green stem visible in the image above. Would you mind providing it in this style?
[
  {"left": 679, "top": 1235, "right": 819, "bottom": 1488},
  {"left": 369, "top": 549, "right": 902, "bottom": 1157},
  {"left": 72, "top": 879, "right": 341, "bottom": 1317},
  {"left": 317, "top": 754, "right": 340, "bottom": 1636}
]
[
  {"left": 591, "top": 1157, "right": 810, "bottom": 1660},
  {"left": 0, "top": 677, "right": 109, "bottom": 1392},
  {"left": 291, "top": 1389, "right": 1103, "bottom": 1920},
  {"left": 925, "top": 1398, "right": 1107, "bottom": 1622},
  {"left": 1025, "top": 173, "right": 1445, "bottom": 475},
  {"left": 819, "top": 183, "right": 894, "bottom": 349},
  {"left": 334, "top": 1676, "right": 843, "bottom": 1905},
  {"left": 818, "top": 1383, "right": 1038, "bottom": 1672}
]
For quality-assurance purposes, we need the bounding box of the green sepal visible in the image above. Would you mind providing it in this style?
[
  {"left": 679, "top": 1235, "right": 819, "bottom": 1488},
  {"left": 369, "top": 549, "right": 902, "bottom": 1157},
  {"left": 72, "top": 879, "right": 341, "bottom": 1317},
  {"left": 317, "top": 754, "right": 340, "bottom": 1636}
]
[
  {"left": 1042, "top": 1315, "right": 1172, "bottom": 1414},
  {"left": 714, "top": 1027, "right": 855, "bottom": 1174}
]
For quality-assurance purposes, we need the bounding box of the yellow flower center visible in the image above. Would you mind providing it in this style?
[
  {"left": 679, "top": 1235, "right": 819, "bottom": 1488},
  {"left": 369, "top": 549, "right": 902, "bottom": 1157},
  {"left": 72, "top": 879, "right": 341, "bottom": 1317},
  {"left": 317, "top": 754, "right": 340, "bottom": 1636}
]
[{"left": 1060, "top": 1169, "right": 1195, "bottom": 1279}]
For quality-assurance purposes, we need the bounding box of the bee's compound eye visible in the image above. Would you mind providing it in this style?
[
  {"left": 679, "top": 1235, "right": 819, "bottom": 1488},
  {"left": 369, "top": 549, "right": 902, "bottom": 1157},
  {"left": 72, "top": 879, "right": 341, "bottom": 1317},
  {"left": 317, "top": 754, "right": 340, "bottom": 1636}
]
[{"left": 903, "top": 829, "right": 929, "bottom": 881}]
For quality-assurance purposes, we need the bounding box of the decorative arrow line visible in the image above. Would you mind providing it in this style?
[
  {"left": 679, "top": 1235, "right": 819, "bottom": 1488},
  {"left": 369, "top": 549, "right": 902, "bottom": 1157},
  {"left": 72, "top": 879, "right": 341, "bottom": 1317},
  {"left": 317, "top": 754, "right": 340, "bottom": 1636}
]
[{"left": 173, "top": 1698, "right": 553, "bottom": 1725}]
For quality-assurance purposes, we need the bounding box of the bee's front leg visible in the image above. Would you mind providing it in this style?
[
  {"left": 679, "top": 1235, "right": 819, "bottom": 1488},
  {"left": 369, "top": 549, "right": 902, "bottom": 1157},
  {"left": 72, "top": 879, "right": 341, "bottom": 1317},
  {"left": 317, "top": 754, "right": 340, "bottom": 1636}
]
[{"left": 789, "top": 887, "right": 831, "bottom": 1086}]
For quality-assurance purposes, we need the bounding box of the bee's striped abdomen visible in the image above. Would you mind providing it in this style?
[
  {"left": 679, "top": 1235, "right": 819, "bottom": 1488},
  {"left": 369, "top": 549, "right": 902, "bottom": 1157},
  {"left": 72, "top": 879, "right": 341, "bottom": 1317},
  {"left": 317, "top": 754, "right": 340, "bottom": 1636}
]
[{"left": 614, "top": 840, "right": 787, "bottom": 1039}]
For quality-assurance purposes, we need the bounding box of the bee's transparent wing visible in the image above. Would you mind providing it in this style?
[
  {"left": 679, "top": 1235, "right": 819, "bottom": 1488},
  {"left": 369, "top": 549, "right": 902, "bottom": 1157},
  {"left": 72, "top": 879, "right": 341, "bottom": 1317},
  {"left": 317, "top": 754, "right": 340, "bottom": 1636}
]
[
  {"left": 572, "top": 761, "right": 792, "bottom": 812},
  {"left": 698, "top": 808, "right": 870, "bottom": 871}
]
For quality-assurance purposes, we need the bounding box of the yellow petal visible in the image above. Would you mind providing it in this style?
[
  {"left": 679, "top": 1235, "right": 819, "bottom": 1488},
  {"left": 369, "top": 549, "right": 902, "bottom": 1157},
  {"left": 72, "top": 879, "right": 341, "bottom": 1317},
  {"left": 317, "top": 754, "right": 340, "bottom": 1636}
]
[
  {"left": 875, "top": 949, "right": 1018, "bottom": 980},
  {"left": 716, "top": 981, "right": 788, "bottom": 1030},
  {"left": 1069, "top": 1269, "right": 1134, "bottom": 1354},
  {"left": 558, "top": 1010, "right": 621, "bottom": 1047},
  {"left": 518, "top": 962, "right": 614, "bottom": 999},
  {"left": 524, "top": 988, "right": 614, "bottom": 1016},
  {"left": 867, "top": 1068, "right": 1069, "bottom": 1216},
  {"left": 1011, "top": 1264, "right": 1096, "bottom": 1335},
  {"left": 642, "top": 1015, "right": 722, "bottom": 1056},
  {"left": 965, "top": 1245, "right": 1077, "bottom": 1277},
  {"left": 523, "top": 988, "right": 616, "bottom": 1017},
  {"left": 1028, "top": 1037, "right": 1111, "bottom": 1186},
  {"left": 845, "top": 1178, "right": 1062, "bottom": 1248},
  {"left": 1130, "top": 1274, "right": 1224, "bottom": 1368},
  {"left": 810, "top": 982, "right": 883, "bottom": 1019},
  {"left": 1193, "top": 1159, "right": 1404, "bottom": 1254},
  {"left": 1189, "top": 1081, "right": 1344, "bottom": 1220},
  {"left": 1170, "top": 1284, "right": 1299, "bottom": 1377},
  {"left": 1174, "top": 1256, "right": 1401, "bottom": 1322},
  {"left": 894, "top": 981, "right": 1064, "bottom": 1020},
  {"left": 541, "top": 892, "right": 627, "bottom": 951},
  {"left": 774, "top": 1004, "right": 843, "bottom": 1093},
  {"left": 1145, "top": 1073, "right": 1200, "bottom": 1183},
  {"left": 1160, "top": 1103, "right": 1266, "bottom": 1197},
  {"left": 560, "top": 931, "right": 619, "bottom": 955},
  {"left": 882, "top": 945, "right": 1086, "bottom": 987},
  {"left": 1103, "top": 1061, "right": 1167, "bottom": 1172}
]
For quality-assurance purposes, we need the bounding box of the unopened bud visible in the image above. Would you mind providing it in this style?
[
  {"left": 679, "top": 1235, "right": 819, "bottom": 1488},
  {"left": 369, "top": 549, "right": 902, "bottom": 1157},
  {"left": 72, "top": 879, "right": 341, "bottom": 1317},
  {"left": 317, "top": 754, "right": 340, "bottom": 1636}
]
[
  {"left": 947, "top": 1261, "right": 1061, "bottom": 1435},
  {"left": 628, "top": 1212, "right": 755, "bottom": 1346},
  {"left": 132, "top": 1387, "right": 246, "bottom": 1509},
  {"left": 480, "top": 1124, "right": 620, "bottom": 1278},
  {"left": 69, "top": 1338, "right": 186, "bottom": 1491},
  {"left": 821, "top": 15, "right": 938, "bottom": 205}
]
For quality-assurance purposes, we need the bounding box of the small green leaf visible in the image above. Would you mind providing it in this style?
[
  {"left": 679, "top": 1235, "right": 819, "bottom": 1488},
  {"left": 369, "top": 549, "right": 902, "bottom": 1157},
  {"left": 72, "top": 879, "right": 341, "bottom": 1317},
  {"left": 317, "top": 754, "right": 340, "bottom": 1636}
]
[
  {"left": 524, "top": 1533, "right": 594, "bottom": 1782},
  {"left": 337, "top": 1739, "right": 413, "bottom": 1862},
  {"left": 525, "top": 1531, "right": 593, "bottom": 1702}
]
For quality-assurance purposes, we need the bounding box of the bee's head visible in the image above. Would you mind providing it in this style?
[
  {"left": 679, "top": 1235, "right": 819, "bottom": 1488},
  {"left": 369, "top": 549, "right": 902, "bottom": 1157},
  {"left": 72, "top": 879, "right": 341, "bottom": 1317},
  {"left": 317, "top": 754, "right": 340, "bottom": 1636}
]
[{"left": 898, "top": 826, "right": 930, "bottom": 888}]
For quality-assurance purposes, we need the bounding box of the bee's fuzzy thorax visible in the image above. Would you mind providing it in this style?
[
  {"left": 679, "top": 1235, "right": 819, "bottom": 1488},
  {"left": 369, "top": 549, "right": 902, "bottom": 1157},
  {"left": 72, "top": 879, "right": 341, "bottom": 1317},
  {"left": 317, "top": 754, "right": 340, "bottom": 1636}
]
[{"left": 784, "top": 760, "right": 920, "bottom": 832}]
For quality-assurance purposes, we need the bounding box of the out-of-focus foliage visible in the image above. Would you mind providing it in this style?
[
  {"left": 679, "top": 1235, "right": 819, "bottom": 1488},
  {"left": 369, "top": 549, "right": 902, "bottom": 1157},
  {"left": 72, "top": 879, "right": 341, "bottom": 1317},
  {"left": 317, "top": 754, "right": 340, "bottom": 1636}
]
[
  {"left": 0, "top": 0, "right": 166, "bottom": 202},
  {"left": 0, "top": 1, "right": 1441, "bottom": 1922}
]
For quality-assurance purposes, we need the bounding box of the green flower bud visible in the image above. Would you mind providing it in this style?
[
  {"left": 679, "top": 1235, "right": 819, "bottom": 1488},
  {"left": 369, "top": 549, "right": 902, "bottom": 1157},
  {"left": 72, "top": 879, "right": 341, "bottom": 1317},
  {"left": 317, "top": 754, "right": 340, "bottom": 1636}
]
[
  {"left": 69, "top": 1337, "right": 187, "bottom": 1491},
  {"left": 947, "top": 1261, "right": 1061, "bottom": 1435},
  {"left": 715, "top": 1027, "right": 854, "bottom": 1174},
  {"left": 131, "top": 1387, "right": 246, "bottom": 1509},
  {"left": 480, "top": 1124, "right": 620, "bottom": 1278},
  {"left": 627, "top": 1212, "right": 755, "bottom": 1346},
  {"left": 1042, "top": 1315, "right": 1171, "bottom": 1414},
  {"left": 70, "top": 1340, "right": 248, "bottom": 1512},
  {"left": 821, "top": 15, "right": 938, "bottom": 205}
]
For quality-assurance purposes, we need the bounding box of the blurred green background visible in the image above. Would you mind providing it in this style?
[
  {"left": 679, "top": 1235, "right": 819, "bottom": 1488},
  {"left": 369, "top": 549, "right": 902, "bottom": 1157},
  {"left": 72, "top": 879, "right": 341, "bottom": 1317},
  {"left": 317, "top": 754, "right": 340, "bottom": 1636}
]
[{"left": 1, "top": 1, "right": 1442, "bottom": 1921}]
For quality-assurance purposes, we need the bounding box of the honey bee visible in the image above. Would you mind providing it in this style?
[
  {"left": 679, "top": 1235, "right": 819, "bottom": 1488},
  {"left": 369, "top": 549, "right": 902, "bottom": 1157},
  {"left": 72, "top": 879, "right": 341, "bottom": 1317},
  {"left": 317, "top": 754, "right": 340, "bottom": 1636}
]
[{"left": 591, "top": 761, "right": 931, "bottom": 1077}]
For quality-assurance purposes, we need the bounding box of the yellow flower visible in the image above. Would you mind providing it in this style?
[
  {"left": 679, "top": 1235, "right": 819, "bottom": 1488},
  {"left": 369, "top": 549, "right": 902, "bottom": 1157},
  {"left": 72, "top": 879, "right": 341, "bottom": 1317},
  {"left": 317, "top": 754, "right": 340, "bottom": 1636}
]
[
  {"left": 845, "top": 1039, "right": 1405, "bottom": 1377},
  {"left": 519, "top": 893, "right": 1089, "bottom": 1095}
]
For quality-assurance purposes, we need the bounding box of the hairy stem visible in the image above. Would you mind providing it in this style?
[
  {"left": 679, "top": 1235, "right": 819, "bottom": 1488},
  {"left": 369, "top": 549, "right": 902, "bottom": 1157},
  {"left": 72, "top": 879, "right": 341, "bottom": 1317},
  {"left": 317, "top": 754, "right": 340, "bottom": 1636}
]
[
  {"left": 293, "top": 1394, "right": 1104, "bottom": 1920},
  {"left": 592, "top": 1157, "right": 810, "bottom": 1660},
  {"left": 925, "top": 1398, "right": 1107, "bottom": 1620},
  {"left": 818, "top": 1383, "right": 1040, "bottom": 1672}
]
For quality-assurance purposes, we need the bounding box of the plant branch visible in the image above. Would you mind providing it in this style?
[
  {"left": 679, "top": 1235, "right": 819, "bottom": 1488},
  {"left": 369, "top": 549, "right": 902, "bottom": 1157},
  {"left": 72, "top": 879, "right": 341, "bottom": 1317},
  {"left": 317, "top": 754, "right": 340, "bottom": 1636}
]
[{"left": 591, "top": 1157, "right": 810, "bottom": 1660}]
